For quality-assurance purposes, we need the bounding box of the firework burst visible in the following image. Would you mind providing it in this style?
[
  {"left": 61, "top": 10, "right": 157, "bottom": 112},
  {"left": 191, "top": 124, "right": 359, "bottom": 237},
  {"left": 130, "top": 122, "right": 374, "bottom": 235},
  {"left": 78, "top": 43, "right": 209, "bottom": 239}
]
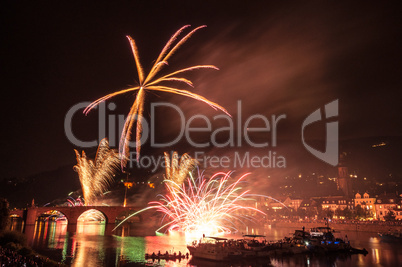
[
  {"left": 113, "top": 168, "right": 264, "bottom": 238},
  {"left": 65, "top": 196, "right": 84, "bottom": 207},
  {"left": 74, "top": 138, "right": 120, "bottom": 205},
  {"left": 164, "top": 151, "right": 198, "bottom": 186},
  {"left": 84, "top": 25, "right": 230, "bottom": 169},
  {"left": 152, "top": 171, "right": 264, "bottom": 237}
]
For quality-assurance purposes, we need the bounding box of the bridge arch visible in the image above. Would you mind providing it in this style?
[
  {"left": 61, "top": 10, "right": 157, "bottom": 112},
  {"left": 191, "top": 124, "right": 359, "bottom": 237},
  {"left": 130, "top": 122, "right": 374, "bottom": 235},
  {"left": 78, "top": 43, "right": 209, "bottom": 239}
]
[
  {"left": 77, "top": 209, "right": 107, "bottom": 222},
  {"left": 37, "top": 209, "right": 69, "bottom": 223},
  {"left": 9, "top": 209, "right": 24, "bottom": 218},
  {"left": 9, "top": 210, "right": 24, "bottom": 232},
  {"left": 20, "top": 206, "right": 148, "bottom": 235},
  {"left": 76, "top": 209, "right": 107, "bottom": 235}
]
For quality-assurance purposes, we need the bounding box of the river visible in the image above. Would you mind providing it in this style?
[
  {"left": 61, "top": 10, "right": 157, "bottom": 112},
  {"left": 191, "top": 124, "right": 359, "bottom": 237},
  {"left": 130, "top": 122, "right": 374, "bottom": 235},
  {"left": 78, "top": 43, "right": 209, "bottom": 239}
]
[{"left": 10, "top": 219, "right": 402, "bottom": 267}]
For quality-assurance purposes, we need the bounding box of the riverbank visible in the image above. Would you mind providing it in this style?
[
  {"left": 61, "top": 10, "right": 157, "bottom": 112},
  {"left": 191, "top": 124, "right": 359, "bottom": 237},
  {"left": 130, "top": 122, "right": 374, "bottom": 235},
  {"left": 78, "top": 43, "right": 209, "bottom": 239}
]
[
  {"left": 271, "top": 221, "right": 402, "bottom": 233},
  {"left": 0, "top": 230, "right": 63, "bottom": 266}
]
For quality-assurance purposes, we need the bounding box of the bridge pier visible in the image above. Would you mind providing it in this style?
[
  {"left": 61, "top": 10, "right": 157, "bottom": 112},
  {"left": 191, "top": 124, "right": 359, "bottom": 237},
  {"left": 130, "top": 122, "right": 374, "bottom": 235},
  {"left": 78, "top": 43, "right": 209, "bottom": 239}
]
[
  {"left": 24, "top": 224, "right": 39, "bottom": 247},
  {"left": 25, "top": 208, "right": 38, "bottom": 227},
  {"left": 67, "top": 223, "right": 77, "bottom": 234},
  {"left": 105, "top": 223, "right": 116, "bottom": 236}
]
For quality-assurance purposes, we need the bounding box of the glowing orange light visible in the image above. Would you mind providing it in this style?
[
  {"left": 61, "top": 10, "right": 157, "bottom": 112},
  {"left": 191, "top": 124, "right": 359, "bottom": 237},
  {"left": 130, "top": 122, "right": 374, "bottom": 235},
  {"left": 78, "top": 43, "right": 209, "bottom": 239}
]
[{"left": 124, "top": 182, "right": 133, "bottom": 189}]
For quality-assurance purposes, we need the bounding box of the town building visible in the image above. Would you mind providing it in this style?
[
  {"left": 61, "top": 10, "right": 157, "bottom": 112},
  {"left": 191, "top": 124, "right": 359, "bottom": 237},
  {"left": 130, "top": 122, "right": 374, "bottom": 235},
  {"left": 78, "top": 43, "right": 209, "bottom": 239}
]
[
  {"left": 374, "top": 193, "right": 401, "bottom": 220},
  {"left": 321, "top": 196, "right": 354, "bottom": 212},
  {"left": 354, "top": 192, "right": 376, "bottom": 219}
]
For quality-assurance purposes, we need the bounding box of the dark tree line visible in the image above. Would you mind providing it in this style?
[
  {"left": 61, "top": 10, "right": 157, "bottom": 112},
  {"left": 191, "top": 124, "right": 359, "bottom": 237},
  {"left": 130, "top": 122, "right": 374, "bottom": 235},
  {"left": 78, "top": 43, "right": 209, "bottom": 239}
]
[{"left": 0, "top": 198, "right": 10, "bottom": 231}]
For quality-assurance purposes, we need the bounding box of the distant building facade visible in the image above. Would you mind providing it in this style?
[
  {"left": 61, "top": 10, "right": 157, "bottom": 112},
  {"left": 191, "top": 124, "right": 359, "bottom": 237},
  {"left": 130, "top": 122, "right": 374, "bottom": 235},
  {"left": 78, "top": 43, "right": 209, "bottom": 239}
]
[
  {"left": 374, "top": 193, "right": 401, "bottom": 220},
  {"left": 321, "top": 196, "right": 354, "bottom": 212}
]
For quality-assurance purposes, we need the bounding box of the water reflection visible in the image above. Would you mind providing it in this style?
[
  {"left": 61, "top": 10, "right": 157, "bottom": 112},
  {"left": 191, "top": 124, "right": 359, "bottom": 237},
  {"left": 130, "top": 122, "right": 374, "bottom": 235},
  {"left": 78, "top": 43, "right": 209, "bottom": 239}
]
[
  {"left": 30, "top": 220, "right": 67, "bottom": 249},
  {"left": 9, "top": 216, "right": 24, "bottom": 232},
  {"left": 76, "top": 221, "right": 105, "bottom": 235},
  {"left": 25, "top": 220, "right": 191, "bottom": 266},
  {"left": 13, "top": 221, "right": 402, "bottom": 267}
]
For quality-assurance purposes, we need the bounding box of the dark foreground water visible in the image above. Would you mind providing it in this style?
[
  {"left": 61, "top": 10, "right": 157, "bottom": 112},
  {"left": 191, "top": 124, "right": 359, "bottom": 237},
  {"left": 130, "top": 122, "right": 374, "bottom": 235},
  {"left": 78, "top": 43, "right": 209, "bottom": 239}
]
[{"left": 11, "top": 220, "right": 402, "bottom": 267}]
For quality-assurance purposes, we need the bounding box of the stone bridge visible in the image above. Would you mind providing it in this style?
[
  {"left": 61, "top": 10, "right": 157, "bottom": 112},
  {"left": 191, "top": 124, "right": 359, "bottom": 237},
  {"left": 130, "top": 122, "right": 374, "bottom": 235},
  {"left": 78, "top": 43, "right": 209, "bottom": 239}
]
[{"left": 10, "top": 206, "right": 149, "bottom": 235}]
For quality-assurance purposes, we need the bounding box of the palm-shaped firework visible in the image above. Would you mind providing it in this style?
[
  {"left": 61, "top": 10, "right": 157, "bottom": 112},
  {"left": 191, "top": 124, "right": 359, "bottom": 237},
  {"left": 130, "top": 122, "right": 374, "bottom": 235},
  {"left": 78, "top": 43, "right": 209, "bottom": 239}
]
[
  {"left": 74, "top": 138, "right": 120, "bottom": 206},
  {"left": 84, "top": 25, "right": 230, "bottom": 169}
]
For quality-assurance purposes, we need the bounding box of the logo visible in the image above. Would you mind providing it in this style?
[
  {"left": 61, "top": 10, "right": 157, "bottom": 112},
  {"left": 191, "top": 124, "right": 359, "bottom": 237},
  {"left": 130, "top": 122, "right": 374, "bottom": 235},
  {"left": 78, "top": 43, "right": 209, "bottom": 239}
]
[
  {"left": 64, "top": 99, "right": 339, "bottom": 170},
  {"left": 301, "top": 100, "right": 339, "bottom": 166}
]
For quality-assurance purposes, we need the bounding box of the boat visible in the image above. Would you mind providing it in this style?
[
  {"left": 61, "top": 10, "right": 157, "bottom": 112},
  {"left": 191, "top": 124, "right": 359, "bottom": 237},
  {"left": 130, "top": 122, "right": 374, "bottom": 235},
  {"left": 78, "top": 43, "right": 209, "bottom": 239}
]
[
  {"left": 186, "top": 227, "right": 368, "bottom": 261},
  {"left": 278, "top": 239, "right": 309, "bottom": 254},
  {"left": 242, "top": 235, "right": 267, "bottom": 248},
  {"left": 145, "top": 251, "right": 188, "bottom": 260},
  {"left": 349, "top": 247, "right": 368, "bottom": 255},
  {"left": 309, "top": 226, "right": 335, "bottom": 238},
  {"left": 293, "top": 229, "right": 310, "bottom": 241},
  {"left": 302, "top": 226, "right": 367, "bottom": 254},
  {"left": 262, "top": 230, "right": 309, "bottom": 255},
  {"left": 239, "top": 235, "right": 273, "bottom": 258},
  {"left": 187, "top": 236, "right": 242, "bottom": 261},
  {"left": 378, "top": 231, "right": 402, "bottom": 242}
]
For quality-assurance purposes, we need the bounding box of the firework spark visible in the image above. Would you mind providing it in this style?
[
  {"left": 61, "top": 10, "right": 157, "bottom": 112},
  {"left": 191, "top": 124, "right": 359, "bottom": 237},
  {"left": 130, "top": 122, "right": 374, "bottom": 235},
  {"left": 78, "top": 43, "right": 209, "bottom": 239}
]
[
  {"left": 152, "top": 171, "right": 264, "bottom": 237},
  {"left": 65, "top": 196, "right": 84, "bottom": 207},
  {"left": 114, "top": 169, "right": 264, "bottom": 238},
  {"left": 84, "top": 25, "right": 230, "bottom": 169},
  {"left": 74, "top": 138, "right": 120, "bottom": 206},
  {"left": 164, "top": 151, "right": 198, "bottom": 186}
]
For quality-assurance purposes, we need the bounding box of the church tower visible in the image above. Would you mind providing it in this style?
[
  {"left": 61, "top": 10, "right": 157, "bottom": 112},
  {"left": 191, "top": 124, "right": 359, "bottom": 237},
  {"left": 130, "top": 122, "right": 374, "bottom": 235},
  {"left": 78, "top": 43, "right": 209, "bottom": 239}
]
[{"left": 337, "top": 152, "right": 352, "bottom": 197}]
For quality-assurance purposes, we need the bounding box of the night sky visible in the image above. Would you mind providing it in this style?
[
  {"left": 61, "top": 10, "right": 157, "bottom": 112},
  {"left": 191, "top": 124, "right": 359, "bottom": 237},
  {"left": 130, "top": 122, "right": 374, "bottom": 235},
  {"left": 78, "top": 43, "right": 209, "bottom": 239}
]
[{"left": 1, "top": 1, "right": 401, "bottom": 180}]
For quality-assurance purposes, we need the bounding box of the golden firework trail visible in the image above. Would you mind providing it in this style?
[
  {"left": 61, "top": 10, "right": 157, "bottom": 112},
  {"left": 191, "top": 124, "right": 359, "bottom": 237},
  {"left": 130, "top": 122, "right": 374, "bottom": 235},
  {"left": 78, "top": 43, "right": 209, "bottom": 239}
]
[
  {"left": 164, "top": 151, "right": 198, "bottom": 186},
  {"left": 83, "top": 25, "right": 230, "bottom": 169},
  {"left": 74, "top": 138, "right": 120, "bottom": 206}
]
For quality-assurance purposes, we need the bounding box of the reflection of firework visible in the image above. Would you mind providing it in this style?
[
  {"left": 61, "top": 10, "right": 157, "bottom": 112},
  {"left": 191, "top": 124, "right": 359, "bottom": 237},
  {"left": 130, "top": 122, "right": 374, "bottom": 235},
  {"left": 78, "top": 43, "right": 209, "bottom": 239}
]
[
  {"left": 84, "top": 25, "right": 229, "bottom": 168},
  {"left": 74, "top": 138, "right": 120, "bottom": 206},
  {"left": 152, "top": 171, "right": 264, "bottom": 238}
]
